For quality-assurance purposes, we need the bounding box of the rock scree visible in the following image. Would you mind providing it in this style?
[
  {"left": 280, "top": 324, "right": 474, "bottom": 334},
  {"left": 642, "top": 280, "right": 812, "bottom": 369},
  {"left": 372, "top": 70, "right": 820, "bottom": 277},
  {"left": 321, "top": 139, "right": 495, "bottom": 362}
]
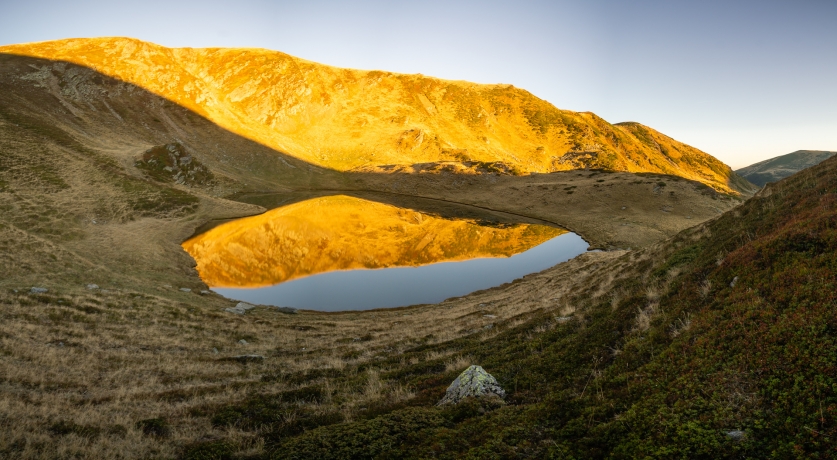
[{"left": 437, "top": 365, "right": 506, "bottom": 406}]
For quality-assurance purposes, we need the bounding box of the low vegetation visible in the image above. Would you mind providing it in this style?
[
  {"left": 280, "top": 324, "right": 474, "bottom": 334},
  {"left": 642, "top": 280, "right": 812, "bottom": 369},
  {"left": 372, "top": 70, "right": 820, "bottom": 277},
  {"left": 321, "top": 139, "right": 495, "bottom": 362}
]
[
  {"left": 180, "top": 146, "right": 837, "bottom": 459},
  {"left": 3, "top": 45, "right": 827, "bottom": 458},
  {"left": 3, "top": 151, "right": 833, "bottom": 457}
]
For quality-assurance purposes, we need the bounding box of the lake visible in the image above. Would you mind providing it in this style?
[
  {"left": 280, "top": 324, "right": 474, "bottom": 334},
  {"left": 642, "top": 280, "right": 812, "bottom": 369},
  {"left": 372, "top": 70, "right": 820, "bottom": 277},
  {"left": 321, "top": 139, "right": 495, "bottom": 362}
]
[{"left": 183, "top": 194, "right": 589, "bottom": 311}]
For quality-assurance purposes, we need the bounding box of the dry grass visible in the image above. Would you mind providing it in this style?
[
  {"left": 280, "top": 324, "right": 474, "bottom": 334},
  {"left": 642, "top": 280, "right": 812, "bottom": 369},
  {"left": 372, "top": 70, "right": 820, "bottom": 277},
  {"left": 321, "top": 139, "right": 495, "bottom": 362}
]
[
  {"left": 0, "top": 52, "right": 744, "bottom": 458},
  {"left": 0, "top": 248, "right": 628, "bottom": 458}
]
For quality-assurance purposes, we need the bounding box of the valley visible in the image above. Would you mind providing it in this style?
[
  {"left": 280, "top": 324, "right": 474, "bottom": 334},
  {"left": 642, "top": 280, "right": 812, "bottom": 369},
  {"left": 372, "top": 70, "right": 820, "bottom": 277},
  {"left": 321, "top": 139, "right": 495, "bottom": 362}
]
[{"left": 5, "top": 38, "right": 833, "bottom": 459}]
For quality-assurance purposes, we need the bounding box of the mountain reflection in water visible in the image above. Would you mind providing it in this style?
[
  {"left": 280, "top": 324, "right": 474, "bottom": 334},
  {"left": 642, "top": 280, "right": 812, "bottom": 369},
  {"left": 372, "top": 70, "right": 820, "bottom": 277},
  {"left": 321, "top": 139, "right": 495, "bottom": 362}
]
[{"left": 183, "top": 195, "right": 590, "bottom": 310}]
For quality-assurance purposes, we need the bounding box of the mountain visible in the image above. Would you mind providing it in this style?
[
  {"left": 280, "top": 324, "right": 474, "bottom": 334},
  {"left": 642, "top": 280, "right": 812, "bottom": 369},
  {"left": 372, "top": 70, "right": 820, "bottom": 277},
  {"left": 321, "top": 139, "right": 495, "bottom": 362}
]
[
  {"left": 0, "top": 37, "right": 753, "bottom": 194},
  {"left": 736, "top": 150, "right": 837, "bottom": 187},
  {"left": 0, "top": 37, "right": 771, "bottom": 458}
]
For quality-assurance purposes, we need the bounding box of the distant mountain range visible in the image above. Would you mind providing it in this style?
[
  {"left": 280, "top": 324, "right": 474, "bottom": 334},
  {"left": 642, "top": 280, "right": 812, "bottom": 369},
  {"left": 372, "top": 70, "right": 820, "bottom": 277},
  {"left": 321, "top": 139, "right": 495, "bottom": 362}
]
[
  {"left": 736, "top": 150, "right": 837, "bottom": 187},
  {"left": 0, "top": 37, "right": 753, "bottom": 193}
]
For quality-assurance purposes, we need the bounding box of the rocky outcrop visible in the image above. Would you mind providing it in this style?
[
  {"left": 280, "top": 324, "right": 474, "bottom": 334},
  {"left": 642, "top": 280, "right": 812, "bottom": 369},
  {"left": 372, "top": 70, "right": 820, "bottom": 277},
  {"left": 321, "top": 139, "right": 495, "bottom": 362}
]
[
  {"left": 437, "top": 365, "right": 505, "bottom": 405},
  {"left": 134, "top": 143, "right": 214, "bottom": 187}
]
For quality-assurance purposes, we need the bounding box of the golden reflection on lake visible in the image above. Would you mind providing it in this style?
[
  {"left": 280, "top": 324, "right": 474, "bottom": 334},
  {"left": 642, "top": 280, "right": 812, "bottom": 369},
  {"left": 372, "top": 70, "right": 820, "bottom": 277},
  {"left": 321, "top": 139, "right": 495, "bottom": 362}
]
[{"left": 182, "top": 195, "right": 566, "bottom": 288}]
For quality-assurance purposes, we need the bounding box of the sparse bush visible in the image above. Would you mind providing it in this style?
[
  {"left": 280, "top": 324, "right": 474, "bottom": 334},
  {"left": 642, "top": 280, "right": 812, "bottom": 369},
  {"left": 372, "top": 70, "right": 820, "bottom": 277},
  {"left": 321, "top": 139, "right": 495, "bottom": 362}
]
[{"left": 136, "top": 418, "right": 171, "bottom": 438}]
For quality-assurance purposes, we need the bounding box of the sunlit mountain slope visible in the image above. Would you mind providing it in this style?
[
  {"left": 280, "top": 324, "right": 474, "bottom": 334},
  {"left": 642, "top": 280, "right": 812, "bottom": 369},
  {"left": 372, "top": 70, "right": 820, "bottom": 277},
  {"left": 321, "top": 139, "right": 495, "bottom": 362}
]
[{"left": 0, "top": 37, "right": 752, "bottom": 193}]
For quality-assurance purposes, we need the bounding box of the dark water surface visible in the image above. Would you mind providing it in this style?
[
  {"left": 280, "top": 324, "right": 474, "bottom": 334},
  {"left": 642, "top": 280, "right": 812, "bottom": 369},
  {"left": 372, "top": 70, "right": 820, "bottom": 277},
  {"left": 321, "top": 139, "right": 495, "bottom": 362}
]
[{"left": 213, "top": 231, "right": 589, "bottom": 311}]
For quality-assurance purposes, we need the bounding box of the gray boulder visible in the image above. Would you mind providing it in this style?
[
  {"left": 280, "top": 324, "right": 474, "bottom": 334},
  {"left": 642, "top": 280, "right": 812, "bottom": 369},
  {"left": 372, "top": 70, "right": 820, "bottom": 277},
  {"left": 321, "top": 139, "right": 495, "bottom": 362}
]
[
  {"left": 225, "top": 302, "right": 257, "bottom": 315},
  {"left": 725, "top": 430, "right": 745, "bottom": 441},
  {"left": 30, "top": 287, "right": 48, "bottom": 294},
  {"left": 86, "top": 284, "right": 99, "bottom": 290},
  {"left": 437, "top": 365, "right": 505, "bottom": 406}
]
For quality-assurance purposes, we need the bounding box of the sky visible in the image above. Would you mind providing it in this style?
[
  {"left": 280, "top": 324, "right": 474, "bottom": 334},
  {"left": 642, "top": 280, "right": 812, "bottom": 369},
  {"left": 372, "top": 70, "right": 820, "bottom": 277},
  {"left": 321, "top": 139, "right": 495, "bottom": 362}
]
[{"left": 1, "top": 0, "right": 835, "bottom": 168}]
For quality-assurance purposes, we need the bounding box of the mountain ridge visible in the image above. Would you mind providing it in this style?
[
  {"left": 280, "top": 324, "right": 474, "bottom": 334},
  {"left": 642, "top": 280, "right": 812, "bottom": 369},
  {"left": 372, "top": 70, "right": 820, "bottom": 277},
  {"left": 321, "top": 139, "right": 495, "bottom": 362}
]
[
  {"left": 0, "top": 37, "right": 754, "bottom": 194},
  {"left": 736, "top": 149, "right": 837, "bottom": 187}
]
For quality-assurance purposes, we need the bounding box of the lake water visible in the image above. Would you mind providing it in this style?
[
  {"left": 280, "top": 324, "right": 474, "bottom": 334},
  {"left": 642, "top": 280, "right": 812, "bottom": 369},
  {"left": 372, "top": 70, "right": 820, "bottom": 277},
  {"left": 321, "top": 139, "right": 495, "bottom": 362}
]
[{"left": 183, "top": 194, "right": 589, "bottom": 311}]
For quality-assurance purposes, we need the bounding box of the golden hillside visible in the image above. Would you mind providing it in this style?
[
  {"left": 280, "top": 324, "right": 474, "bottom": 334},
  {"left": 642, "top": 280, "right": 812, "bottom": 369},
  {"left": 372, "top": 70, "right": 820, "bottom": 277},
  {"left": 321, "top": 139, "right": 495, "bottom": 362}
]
[
  {"left": 182, "top": 195, "right": 564, "bottom": 288},
  {"left": 0, "top": 37, "right": 751, "bottom": 193}
]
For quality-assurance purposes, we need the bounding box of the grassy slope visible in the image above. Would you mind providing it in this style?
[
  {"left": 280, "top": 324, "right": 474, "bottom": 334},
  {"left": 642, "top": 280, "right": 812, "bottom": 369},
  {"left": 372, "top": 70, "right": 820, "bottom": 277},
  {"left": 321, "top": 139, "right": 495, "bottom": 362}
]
[
  {"left": 0, "top": 37, "right": 753, "bottom": 194},
  {"left": 224, "top": 155, "right": 837, "bottom": 458},
  {"left": 0, "top": 52, "right": 747, "bottom": 459},
  {"left": 0, "top": 49, "right": 791, "bottom": 459},
  {"left": 736, "top": 150, "right": 837, "bottom": 187}
]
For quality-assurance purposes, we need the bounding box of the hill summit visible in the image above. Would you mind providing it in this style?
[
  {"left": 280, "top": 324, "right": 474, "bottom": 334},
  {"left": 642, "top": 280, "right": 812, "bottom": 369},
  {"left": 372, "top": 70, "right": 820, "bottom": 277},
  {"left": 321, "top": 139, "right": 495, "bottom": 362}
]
[{"left": 0, "top": 37, "right": 751, "bottom": 193}]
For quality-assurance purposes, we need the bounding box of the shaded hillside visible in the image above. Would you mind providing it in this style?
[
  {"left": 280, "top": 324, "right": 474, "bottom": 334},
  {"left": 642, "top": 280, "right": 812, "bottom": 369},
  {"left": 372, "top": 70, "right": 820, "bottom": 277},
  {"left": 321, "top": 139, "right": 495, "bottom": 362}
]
[
  {"left": 736, "top": 149, "right": 836, "bottom": 186},
  {"left": 1, "top": 37, "right": 753, "bottom": 194},
  {"left": 202, "top": 154, "right": 837, "bottom": 458}
]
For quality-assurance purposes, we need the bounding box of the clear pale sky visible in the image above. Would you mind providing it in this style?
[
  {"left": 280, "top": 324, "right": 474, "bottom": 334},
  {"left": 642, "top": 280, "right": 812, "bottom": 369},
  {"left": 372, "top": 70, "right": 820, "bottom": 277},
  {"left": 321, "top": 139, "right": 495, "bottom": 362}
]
[{"left": 2, "top": 0, "right": 835, "bottom": 168}]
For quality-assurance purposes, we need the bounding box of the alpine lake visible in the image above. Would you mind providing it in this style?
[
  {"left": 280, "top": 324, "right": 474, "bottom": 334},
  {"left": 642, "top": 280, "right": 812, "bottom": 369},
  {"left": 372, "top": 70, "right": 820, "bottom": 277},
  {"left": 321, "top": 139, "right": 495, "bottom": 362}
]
[{"left": 182, "top": 192, "right": 590, "bottom": 311}]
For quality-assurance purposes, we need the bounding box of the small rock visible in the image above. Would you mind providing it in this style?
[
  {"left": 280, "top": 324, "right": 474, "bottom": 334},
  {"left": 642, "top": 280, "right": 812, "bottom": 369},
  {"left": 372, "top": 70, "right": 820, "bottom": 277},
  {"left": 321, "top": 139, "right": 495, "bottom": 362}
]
[
  {"left": 211, "top": 348, "right": 219, "bottom": 354},
  {"left": 162, "top": 284, "right": 172, "bottom": 288},
  {"left": 237, "top": 302, "right": 256, "bottom": 310},
  {"left": 483, "top": 314, "right": 497, "bottom": 319},
  {"left": 86, "top": 284, "right": 99, "bottom": 290},
  {"left": 730, "top": 276, "right": 739, "bottom": 288},
  {"left": 30, "top": 287, "right": 48, "bottom": 294},
  {"left": 621, "top": 206, "right": 627, "bottom": 210},
  {"left": 554, "top": 316, "right": 573, "bottom": 323},
  {"left": 437, "top": 365, "right": 506, "bottom": 406},
  {"left": 179, "top": 288, "right": 191, "bottom": 293},
  {"left": 483, "top": 323, "right": 494, "bottom": 330},
  {"left": 725, "top": 430, "right": 745, "bottom": 440},
  {"left": 224, "top": 302, "right": 257, "bottom": 315},
  {"left": 200, "top": 290, "right": 211, "bottom": 295},
  {"left": 229, "top": 354, "right": 264, "bottom": 364},
  {"left": 238, "top": 339, "right": 248, "bottom": 345}
]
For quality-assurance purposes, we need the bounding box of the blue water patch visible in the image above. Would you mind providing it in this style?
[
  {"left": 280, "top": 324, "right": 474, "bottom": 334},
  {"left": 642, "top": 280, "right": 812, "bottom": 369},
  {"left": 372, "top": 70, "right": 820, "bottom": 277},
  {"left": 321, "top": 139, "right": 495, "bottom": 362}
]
[{"left": 213, "top": 231, "right": 589, "bottom": 311}]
